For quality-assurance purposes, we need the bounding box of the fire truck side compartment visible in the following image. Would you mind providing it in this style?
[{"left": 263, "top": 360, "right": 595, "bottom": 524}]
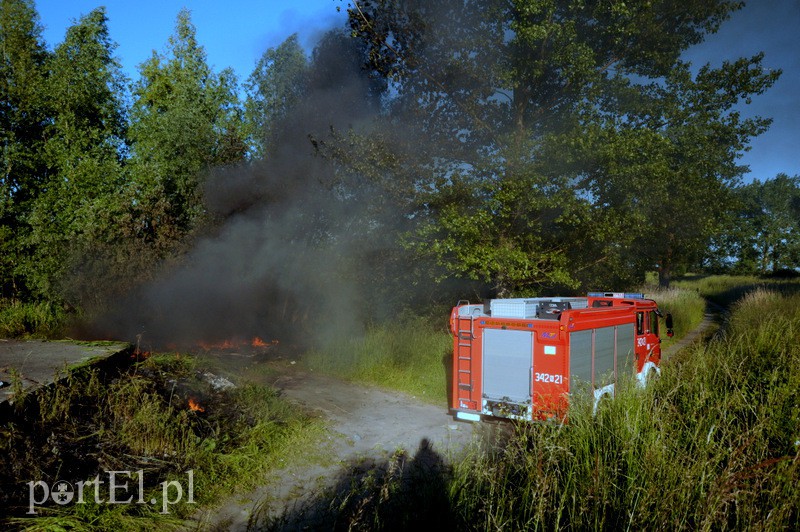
[
  {"left": 569, "top": 323, "right": 636, "bottom": 389},
  {"left": 482, "top": 328, "right": 532, "bottom": 404},
  {"left": 569, "top": 330, "right": 593, "bottom": 389},
  {"left": 594, "top": 326, "right": 616, "bottom": 387},
  {"left": 617, "top": 323, "right": 636, "bottom": 377}
]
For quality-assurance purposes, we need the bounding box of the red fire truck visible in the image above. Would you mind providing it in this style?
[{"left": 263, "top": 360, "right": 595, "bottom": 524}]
[{"left": 449, "top": 292, "right": 672, "bottom": 422}]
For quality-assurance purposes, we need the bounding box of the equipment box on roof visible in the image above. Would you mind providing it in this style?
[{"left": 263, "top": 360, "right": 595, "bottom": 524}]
[
  {"left": 489, "top": 297, "right": 590, "bottom": 318},
  {"left": 489, "top": 299, "right": 539, "bottom": 318}
]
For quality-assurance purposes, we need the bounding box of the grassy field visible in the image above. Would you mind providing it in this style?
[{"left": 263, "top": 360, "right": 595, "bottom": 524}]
[
  {"left": 316, "top": 285, "right": 800, "bottom": 530},
  {"left": 303, "top": 315, "right": 453, "bottom": 405},
  {"left": 0, "top": 353, "right": 325, "bottom": 530},
  {"left": 673, "top": 273, "right": 800, "bottom": 306}
]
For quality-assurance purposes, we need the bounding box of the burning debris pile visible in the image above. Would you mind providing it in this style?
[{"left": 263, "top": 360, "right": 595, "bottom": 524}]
[{"left": 194, "top": 337, "right": 278, "bottom": 354}]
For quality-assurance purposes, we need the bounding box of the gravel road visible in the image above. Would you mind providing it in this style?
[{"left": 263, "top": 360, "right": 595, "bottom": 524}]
[{"left": 192, "top": 355, "right": 481, "bottom": 530}]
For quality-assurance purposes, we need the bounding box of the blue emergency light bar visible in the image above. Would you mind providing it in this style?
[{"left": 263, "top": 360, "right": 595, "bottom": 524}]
[{"left": 587, "top": 292, "right": 645, "bottom": 299}]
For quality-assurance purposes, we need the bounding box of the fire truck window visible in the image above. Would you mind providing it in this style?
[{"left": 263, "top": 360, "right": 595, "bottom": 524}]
[
  {"left": 636, "top": 312, "right": 644, "bottom": 335},
  {"left": 650, "top": 311, "right": 659, "bottom": 335}
]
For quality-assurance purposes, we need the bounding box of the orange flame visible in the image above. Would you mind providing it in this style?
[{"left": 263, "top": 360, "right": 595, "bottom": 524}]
[
  {"left": 131, "top": 348, "right": 151, "bottom": 359},
  {"left": 252, "top": 337, "right": 279, "bottom": 347},
  {"left": 252, "top": 336, "right": 268, "bottom": 347},
  {"left": 194, "top": 337, "right": 278, "bottom": 351},
  {"left": 188, "top": 397, "right": 205, "bottom": 412},
  {"left": 196, "top": 339, "right": 237, "bottom": 351}
]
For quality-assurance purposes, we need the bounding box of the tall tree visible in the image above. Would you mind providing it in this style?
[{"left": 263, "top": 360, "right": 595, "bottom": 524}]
[
  {"left": 347, "top": 0, "right": 779, "bottom": 293},
  {"left": 726, "top": 174, "right": 800, "bottom": 274},
  {"left": 244, "top": 33, "right": 309, "bottom": 158},
  {"left": 0, "top": 0, "right": 50, "bottom": 298},
  {"left": 21, "top": 7, "right": 129, "bottom": 303},
  {"left": 128, "top": 8, "right": 245, "bottom": 250},
  {"left": 583, "top": 55, "right": 779, "bottom": 286}
]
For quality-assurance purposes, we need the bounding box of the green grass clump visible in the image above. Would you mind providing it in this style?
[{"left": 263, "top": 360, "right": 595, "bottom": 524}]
[
  {"left": 304, "top": 316, "right": 452, "bottom": 405},
  {"left": 0, "top": 299, "right": 67, "bottom": 338},
  {"left": 447, "top": 382, "right": 662, "bottom": 530}
]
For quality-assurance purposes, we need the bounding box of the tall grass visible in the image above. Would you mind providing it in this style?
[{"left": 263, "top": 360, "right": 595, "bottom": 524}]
[
  {"left": 304, "top": 316, "right": 452, "bottom": 405},
  {"left": 0, "top": 299, "right": 67, "bottom": 338},
  {"left": 648, "top": 287, "right": 707, "bottom": 349}
]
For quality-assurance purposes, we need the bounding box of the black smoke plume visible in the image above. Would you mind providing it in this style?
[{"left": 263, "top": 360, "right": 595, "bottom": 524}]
[{"left": 90, "top": 30, "right": 413, "bottom": 349}]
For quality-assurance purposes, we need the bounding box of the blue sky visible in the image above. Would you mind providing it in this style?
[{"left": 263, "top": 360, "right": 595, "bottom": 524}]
[
  {"left": 35, "top": 0, "right": 798, "bottom": 183},
  {"left": 682, "top": 0, "right": 800, "bottom": 183},
  {"left": 35, "top": 0, "right": 347, "bottom": 79}
]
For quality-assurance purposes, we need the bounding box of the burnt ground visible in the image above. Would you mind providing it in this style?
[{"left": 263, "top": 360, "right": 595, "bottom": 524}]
[{"left": 190, "top": 351, "right": 485, "bottom": 531}]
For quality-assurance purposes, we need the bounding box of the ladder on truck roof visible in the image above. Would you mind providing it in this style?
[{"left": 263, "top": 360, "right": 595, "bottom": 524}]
[{"left": 455, "top": 310, "right": 475, "bottom": 396}]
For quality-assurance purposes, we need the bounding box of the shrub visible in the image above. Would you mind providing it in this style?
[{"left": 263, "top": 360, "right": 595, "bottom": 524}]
[{"left": 0, "top": 299, "right": 67, "bottom": 338}]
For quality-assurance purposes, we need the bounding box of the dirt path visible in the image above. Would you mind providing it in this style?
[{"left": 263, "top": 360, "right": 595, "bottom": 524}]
[
  {"left": 191, "top": 357, "right": 480, "bottom": 530},
  {"left": 662, "top": 299, "right": 724, "bottom": 360}
]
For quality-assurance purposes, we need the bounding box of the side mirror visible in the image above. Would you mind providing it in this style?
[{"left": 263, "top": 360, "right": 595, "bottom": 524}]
[{"left": 665, "top": 313, "right": 674, "bottom": 337}]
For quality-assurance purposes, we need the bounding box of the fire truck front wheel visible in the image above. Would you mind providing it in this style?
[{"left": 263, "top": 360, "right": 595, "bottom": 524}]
[{"left": 637, "top": 362, "right": 661, "bottom": 388}]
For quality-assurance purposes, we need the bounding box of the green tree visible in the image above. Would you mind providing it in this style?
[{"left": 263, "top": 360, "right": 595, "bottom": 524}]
[
  {"left": 244, "top": 33, "right": 309, "bottom": 158},
  {"left": 0, "top": 0, "right": 50, "bottom": 298},
  {"left": 583, "top": 55, "right": 779, "bottom": 286},
  {"left": 19, "top": 8, "right": 131, "bottom": 304},
  {"left": 347, "top": 0, "right": 779, "bottom": 292},
  {"left": 727, "top": 174, "right": 800, "bottom": 274},
  {"left": 128, "top": 8, "right": 245, "bottom": 251},
  {"left": 21, "top": 7, "right": 129, "bottom": 304}
]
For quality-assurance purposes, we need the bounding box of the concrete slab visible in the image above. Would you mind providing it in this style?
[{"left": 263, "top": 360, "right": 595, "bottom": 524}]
[{"left": 0, "top": 339, "right": 131, "bottom": 404}]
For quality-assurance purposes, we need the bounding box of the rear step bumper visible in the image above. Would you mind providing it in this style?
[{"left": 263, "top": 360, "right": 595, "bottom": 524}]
[{"left": 452, "top": 410, "right": 481, "bottom": 422}]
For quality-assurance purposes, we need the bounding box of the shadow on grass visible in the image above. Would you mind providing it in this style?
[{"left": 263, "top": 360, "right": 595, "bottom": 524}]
[{"left": 256, "top": 437, "right": 455, "bottom": 531}]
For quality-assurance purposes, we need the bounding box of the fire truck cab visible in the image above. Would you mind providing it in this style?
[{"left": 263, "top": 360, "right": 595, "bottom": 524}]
[{"left": 449, "top": 292, "right": 669, "bottom": 422}]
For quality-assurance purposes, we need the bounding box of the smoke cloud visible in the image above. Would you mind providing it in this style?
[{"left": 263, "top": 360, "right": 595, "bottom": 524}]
[{"left": 91, "top": 29, "right": 407, "bottom": 350}]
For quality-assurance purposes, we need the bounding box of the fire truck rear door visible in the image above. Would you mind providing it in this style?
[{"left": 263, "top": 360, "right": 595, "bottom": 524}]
[{"left": 483, "top": 328, "right": 533, "bottom": 403}]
